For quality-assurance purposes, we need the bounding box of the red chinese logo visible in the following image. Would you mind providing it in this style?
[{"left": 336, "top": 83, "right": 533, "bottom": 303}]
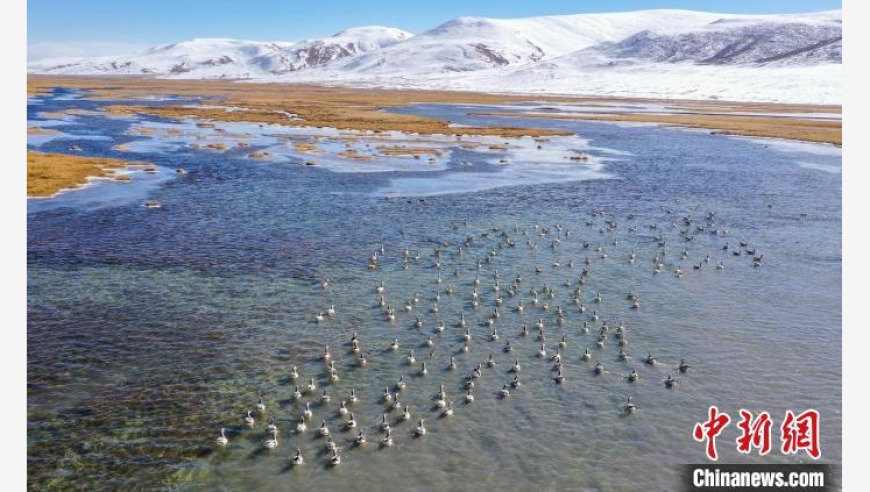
[
  {"left": 736, "top": 409, "right": 772, "bottom": 455},
  {"left": 694, "top": 407, "right": 821, "bottom": 460},
  {"left": 781, "top": 409, "right": 821, "bottom": 459},
  {"left": 693, "top": 406, "right": 731, "bottom": 461}
]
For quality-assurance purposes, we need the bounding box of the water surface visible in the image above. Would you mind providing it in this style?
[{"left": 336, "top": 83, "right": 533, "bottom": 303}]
[{"left": 27, "top": 90, "right": 841, "bottom": 490}]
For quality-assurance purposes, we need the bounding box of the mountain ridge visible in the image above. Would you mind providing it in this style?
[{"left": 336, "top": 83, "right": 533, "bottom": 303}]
[{"left": 28, "top": 9, "right": 842, "bottom": 104}]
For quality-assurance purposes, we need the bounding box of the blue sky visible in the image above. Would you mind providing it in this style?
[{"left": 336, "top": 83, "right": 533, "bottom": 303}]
[{"left": 27, "top": 0, "right": 841, "bottom": 60}]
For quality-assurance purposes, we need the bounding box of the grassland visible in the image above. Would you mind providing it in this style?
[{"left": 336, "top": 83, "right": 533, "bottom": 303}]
[
  {"left": 28, "top": 76, "right": 841, "bottom": 144},
  {"left": 27, "top": 150, "right": 148, "bottom": 197},
  {"left": 470, "top": 111, "right": 842, "bottom": 145},
  {"left": 27, "top": 126, "right": 59, "bottom": 136}
]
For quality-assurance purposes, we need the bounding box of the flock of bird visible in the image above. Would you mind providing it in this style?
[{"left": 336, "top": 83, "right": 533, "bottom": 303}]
[{"left": 212, "top": 205, "right": 764, "bottom": 469}]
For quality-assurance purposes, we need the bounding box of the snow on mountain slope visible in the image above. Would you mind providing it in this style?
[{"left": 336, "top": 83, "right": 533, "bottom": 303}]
[
  {"left": 305, "top": 10, "right": 726, "bottom": 76},
  {"left": 252, "top": 26, "right": 412, "bottom": 74},
  {"left": 28, "top": 38, "right": 296, "bottom": 78},
  {"left": 588, "top": 11, "right": 841, "bottom": 66},
  {"left": 28, "top": 27, "right": 412, "bottom": 78}
]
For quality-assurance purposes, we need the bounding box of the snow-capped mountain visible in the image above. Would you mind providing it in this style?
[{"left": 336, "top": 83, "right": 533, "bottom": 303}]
[
  {"left": 588, "top": 11, "right": 841, "bottom": 66},
  {"left": 27, "top": 9, "right": 842, "bottom": 104},
  {"left": 316, "top": 10, "right": 726, "bottom": 76},
  {"left": 28, "top": 27, "right": 412, "bottom": 79},
  {"left": 252, "top": 26, "right": 412, "bottom": 74},
  {"left": 28, "top": 38, "right": 296, "bottom": 78}
]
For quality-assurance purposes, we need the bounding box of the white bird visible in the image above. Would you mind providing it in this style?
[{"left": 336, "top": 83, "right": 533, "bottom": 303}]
[
  {"left": 315, "top": 312, "right": 325, "bottom": 323},
  {"left": 415, "top": 419, "right": 427, "bottom": 436},
  {"left": 263, "top": 429, "right": 279, "bottom": 450},
  {"left": 244, "top": 410, "right": 255, "bottom": 428},
  {"left": 441, "top": 401, "right": 454, "bottom": 418},
  {"left": 380, "top": 413, "right": 391, "bottom": 432},
  {"left": 306, "top": 378, "right": 317, "bottom": 393},
  {"left": 289, "top": 366, "right": 299, "bottom": 380},
  {"left": 296, "top": 416, "right": 307, "bottom": 434},
  {"left": 382, "top": 428, "right": 394, "bottom": 447},
  {"left": 303, "top": 402, "right": 313, "bottom": 421},
  {"left": 291, "top": 448, "right": 304, "bottom": 465},
  {"left": 465, "top": 389, "right": 475, "bottom": 403},
  {"left": 407, "top": 350, "right": 416, "bottom": 365},
  {"left": 346, "top": 412, "right": 357, "bottom": 429},
  {"left": 626, "top": 395, "right": 637, "bottom": 414},
  {"left": 318, "top": 420, "right": 330, "bottom": 437},
  {"left": 330, "top": 448, "right": 341, "bottom": 466},
  {"left": 402, "top": 405, "right": 412, "bottom": 421},
  {"left": 390, "top": 339, "right": 400, "bottom": 351},
  {"left": 256, "top": 397, "right": 266, "bottom": 413},
  {"left": 216, "top": 427, "right": 228, "bottom": 446},
  {"left": 349, "top": 388, "right": 358, "bottom": 404},
  {"left": 500, "top": 384, "right": 511, "bottom": 398},
  {"left": 435, "top": 395, "right": 447, "bottom": 409}
]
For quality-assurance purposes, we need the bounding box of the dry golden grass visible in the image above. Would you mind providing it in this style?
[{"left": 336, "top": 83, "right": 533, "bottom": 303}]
[
  {"left": 375, "top": 145, "right": 442, "bottom": 157},
  {"left": 28, "top": 76, "right": 577, "bottom": 137},
  {"left": 248, "top": 150, "right": 271, "bottom": 159},
  {"left": 337, "top": 149, "right": 376, "bottom": 161},
  {"left": 27, "top": 76, "right": 841, "bottom": 144},
  {"left": 292, "top": 141, "right": 320, "bottom": 153},
  {"left": 27, "top": 150, "right": 149, "bottom": 197},
  {"left": 38, "top": 108, "right": 105, "bottom": 119},
  {"left": 28, "top": 126, "right": 59, "bottom": 136},
  {"left": 472, "top": 112, "right": 841, "bottom": 145}
]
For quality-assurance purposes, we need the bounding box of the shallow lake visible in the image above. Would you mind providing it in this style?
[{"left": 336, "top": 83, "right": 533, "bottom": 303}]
[{"left": 27, "top": 89, "right": 841, "bottom": 490}]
